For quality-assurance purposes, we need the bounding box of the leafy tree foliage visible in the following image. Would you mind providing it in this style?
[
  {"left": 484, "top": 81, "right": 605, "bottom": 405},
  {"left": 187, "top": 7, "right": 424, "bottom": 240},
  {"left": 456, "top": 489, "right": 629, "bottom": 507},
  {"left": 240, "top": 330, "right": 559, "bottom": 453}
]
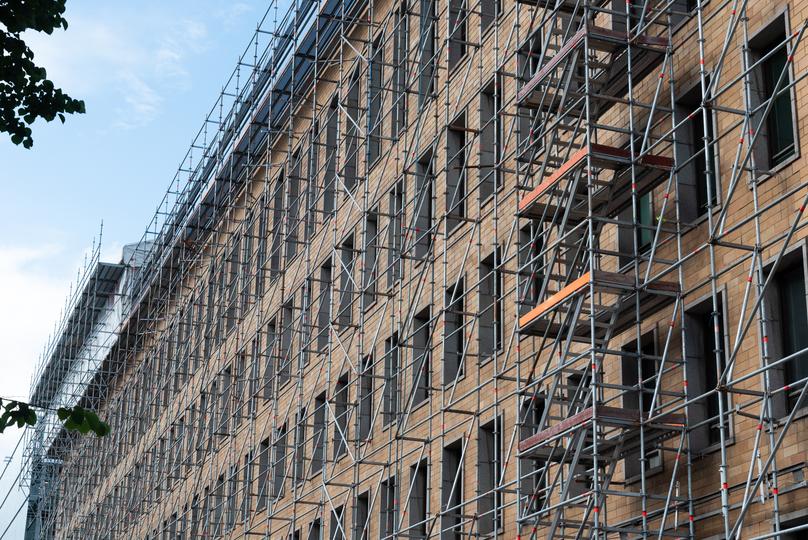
[
  {"left": 1, "top": 0, "right": 85, "bottom": 148},
  {"left": 0, "top": 399, "right": 110, "bottom": 437}
]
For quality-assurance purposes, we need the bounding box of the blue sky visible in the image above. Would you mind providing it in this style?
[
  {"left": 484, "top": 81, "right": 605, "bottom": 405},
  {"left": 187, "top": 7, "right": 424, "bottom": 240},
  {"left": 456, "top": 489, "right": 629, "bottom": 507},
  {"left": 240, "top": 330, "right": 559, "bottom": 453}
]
[{"left": 0, "top": 0, "right": 284, "bottom": 534}]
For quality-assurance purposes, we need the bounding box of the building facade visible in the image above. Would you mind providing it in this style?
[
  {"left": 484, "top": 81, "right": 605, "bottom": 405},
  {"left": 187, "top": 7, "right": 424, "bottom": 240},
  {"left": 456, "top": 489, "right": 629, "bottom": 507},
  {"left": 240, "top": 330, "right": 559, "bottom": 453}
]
[{"left": 24, "top": 0, "right": 808, "bottom": 538}]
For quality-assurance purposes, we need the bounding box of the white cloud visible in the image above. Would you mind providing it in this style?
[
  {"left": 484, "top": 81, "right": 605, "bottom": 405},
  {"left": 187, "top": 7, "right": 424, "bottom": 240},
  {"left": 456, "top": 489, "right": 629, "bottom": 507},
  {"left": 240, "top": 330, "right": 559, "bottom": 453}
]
[
  {"left": 0, "top": 245, "right": 70, "bottom": 402},
  {"left": 24, "top": 12, "right": 209, "bottom": 131},
  {"left": 114, "top": 72, "right": 163, "bottom": 129},
  {"left": 218, "top": 2, "right": 254, "bottom": 29}
]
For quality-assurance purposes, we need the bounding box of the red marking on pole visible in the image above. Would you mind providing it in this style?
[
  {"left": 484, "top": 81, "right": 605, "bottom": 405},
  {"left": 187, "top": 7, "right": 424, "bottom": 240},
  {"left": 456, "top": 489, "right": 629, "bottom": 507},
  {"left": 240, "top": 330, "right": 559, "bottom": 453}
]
[
  {"left": 722, "top": 482, "right": 729, "bottom": 490},
  {"left": 763, "top": 336, "right": 769, "bottom": 344},
  {"left": 594, "top": 506, "right": 600, "bottom": 513},
  {"left": 748, "top": 276, "right": 753, "bottom": 282},
  {"left": 757, "top": 423, "right": 762, "bottom": 430},
  {"left": 773, "top": 488, "right": 779, "bottom": 495},
  {"left": 642, "top": 511, "right": 648, "bottom": 517}
]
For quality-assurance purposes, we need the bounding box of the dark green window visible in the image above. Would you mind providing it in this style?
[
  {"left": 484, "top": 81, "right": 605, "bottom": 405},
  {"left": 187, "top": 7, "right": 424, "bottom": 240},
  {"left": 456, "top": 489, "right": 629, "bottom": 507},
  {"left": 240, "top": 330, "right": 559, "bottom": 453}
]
[
  {"left": 637, "top": 193, "right": 654, "bottom": 252},
  {"left": 778, "top": 264, "right": 808, "bottom": 411},
  {"left": 693, "top": 109, "right": 719, "bottom": 213},
  {"left": 763, "top": 44, "right": 795, "bottom": 166}
]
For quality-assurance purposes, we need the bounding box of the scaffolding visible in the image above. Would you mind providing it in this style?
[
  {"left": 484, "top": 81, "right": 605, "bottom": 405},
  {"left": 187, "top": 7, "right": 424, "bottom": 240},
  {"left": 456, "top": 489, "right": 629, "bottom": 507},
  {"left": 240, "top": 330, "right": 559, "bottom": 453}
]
[{"left": 19, "top": 0, "right": 808, "bottom": 537}]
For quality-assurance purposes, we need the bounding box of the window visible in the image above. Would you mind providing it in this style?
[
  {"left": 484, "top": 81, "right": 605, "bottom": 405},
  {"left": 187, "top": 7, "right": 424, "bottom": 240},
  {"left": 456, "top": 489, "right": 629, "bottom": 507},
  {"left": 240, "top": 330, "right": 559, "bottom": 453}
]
[
  {"left": 330, "top": 505, "right": 345, "bottom": 540},
  {"left": 213, "top": 474, "right": 225, "bottom": 536},
  {"left": 567, "top": 373, "right": 592, "bottom": 498},
  {"left": 480, "top": 80, "right": 503, "bottom": 200},
  {"left": 358, "top": 355, "right": 373, "bottom": 440},
  {"left": 256, "top": 200, "right": 269, "bottom": 298},
  {"left": 196, "top": 394, "right": 208, "bottom": 461},
  {"left": 344, "top": 68, "right": 361, "bottom": 192},
  {"left": 517, "top": 31, "right": 542, "bottom": 152},
  {"left": 676, "top": 81, "right": 719, "bottom": 221},
  {"left": 445, "top": 280, "right": 464, "bottom": 383},
  {"left": 333, "top": 373, "right": 349, "bottom": 459},
  {"left": 418, "top": 0, "right": 436, "bottom": 105},
  {"left": 441, "top": 440, "right": 463, "bottom": 540},
  {"left": 519, "top": 396, "right": 546, "bottom": 515},
  {"left": 410, "top": 461, "right": 428, "bottom": 539},
  {"left": 294, "top": 407, "right": 307, "bottom": 483},
  {"left": 384, "top": 334, "right": 400, "bottom": 425},
  {"left": 368, "top": 38, "right": 383, "bottom": 165},
  {"left": 363, "top": 211, "right": 378, "bottom": 306},
  {"left": 622, "top": 332, "right": 658, "bottom": 414},
  {"left": 279, "top": 301, "right": 294, "bottom": 385},
  {"left": 308, "top": 519, "right": 322, "bottom": 540},
  {"left": 621, "top": 331, "right": 663, "bottom": 479},
  {"left": 414, "top": 153, "right": 434, "bottom": 260},
  {"left": 480, "top": 0, "right": 499, "bottom": 32},
  {"left": 324, "top": 98, "right": 338, "bottom": 216},
  {"left": 388, "top": 182, "right": 404, "bottom": 286},
  {"left": 287, "top": 150, "right": 303, "bottom": 260},
  {"left": 479, "top": 250, "right": 503, "bottom": 360},
  {"left": 312, "top": 393, "right": 327, "bottom": 473},
  {"left": 271, "top": 172, "right": 285, "bottom": 280},
  {"left": 380, "top": 476, "right": 398, "bottom": 539},
  {"left": 447, "top": 115, "right": 467, "bottom": 233},
  {"left": 307, "top": 123, "right": 320, "bottom": 241},
  {"left": 764, "top": 252, "right": 808, "bottom": 417},
  {"left": 219, "top": 365, "right": 232, "bottom": 436},
  {"left": 391, "top": 4, "right": 408, "bottom": 138},
  {"left": 226, "top": 464, "right": 238, "bottom": 531},
  {"left": 518, "top": 221, "right": 543, "bottom": 314},
  {"left": 751, "top": 14, "right": 797, "bottom": 170},
  {"left": 257, "top": 438, "right": 270, "bottom": 510},
  {"left": 224, "top": 233, "right": 242, "bottom": 333},
  {"left": 272, "top": 423, "right": 288, "bottom": 497},
  {"left": 263, "top": 319, "right": 278, "bottom": 400},
  {"left": 302, "top": 277, "right": 314, "bottom": 365},
  {"left": 413, "top": 308, "right": 431, "bottom": 404},
  {"left": 354, "top": 491, "right": 369, "bottom": 540},
  {"left": 448, "top": 0, "right": 467, "bottom": 70},
  {"left": 618, "top": 193, "right": 654, "bottom": 266},
  {"left": 241, "top": 451, "right": 253, "bottom": 521},
  {"left": 685, "top": 294, "right": 730, "bottom": 451},
  {"left": 339, "top": 236, "right": 355, "bottom": 328},
  {"left": 318, "top": 260, "right": 332, "bottom": 352},
  {"left": 234, "top": 352, "right": 247, "bottom": 429},
  {"left": 780, "top": 513, "right": 808, "bottom": 540},
  {"left": 478, "top": 416, "right": 502, "bottom": 535}
]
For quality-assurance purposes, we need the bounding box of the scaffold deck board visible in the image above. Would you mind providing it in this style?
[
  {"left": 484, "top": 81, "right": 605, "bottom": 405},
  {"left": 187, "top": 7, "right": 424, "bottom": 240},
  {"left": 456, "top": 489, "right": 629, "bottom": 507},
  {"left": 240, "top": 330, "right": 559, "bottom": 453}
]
[
  {"left": 518, "top": 406, "right": 686, "bottom": 462},
  {"left": 518, "top": 270, "right": 679, "bottom": 338},
  {"left": 517, "top": 143, "right": 673, "bottom": 221}
]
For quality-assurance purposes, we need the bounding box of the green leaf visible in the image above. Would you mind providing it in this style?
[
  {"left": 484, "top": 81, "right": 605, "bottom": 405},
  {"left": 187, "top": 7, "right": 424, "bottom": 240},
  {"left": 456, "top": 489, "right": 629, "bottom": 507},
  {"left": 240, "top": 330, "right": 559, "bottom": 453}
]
[
  {"left": 57, "top": 407, "right": 70, "bottom": 421},
  {"left": 96, "top": 422, "right": 111, "bottom": 437}
]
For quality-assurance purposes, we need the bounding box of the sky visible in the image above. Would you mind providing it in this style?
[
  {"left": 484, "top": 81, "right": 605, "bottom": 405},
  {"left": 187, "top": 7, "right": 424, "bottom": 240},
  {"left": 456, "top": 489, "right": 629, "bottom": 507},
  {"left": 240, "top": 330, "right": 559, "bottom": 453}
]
[{"left": 0, "top": 0, "right": 282, "bottom": 535}]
